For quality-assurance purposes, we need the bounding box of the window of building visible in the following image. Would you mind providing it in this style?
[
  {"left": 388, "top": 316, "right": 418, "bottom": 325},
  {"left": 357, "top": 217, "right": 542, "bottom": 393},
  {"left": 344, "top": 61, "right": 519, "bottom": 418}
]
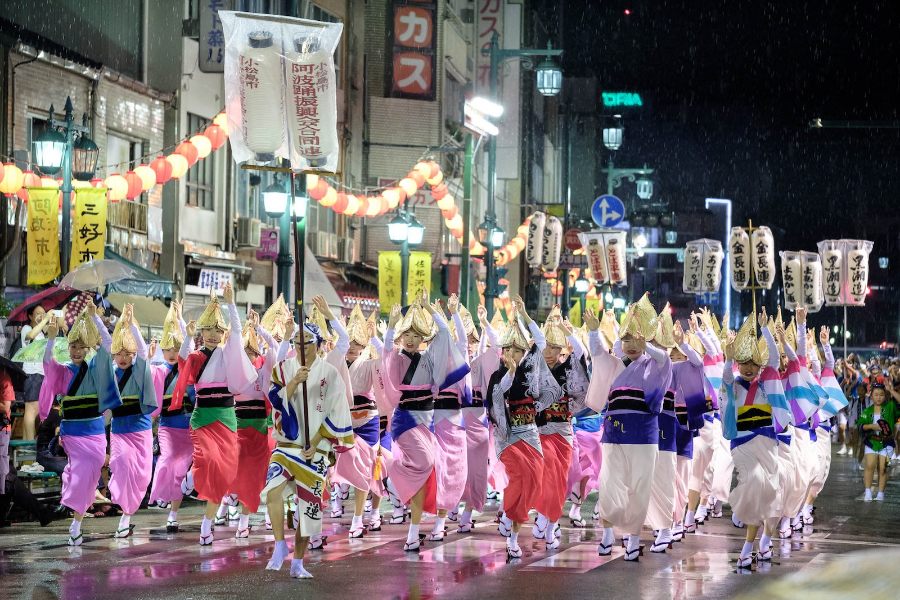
[{"left": 185, "top": 113, "right": 215, "bottom": 210}]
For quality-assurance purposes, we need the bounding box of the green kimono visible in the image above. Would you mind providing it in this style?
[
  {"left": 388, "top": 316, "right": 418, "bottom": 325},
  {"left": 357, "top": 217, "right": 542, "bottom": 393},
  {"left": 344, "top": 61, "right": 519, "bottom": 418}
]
[{"left": 857, "top": 401, "right": 897, "bottom": 452}]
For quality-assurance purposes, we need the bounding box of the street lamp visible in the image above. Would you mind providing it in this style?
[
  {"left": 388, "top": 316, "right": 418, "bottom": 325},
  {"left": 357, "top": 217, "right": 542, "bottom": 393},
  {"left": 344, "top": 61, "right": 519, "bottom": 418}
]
[
  {"left": 665, "top": 230, "right": 678, "bottom": 245},
  {"left": 483, "top": 31, "right": 563, "bottom": 318},
  {"left": 633, "top": 229, "right": 649, "bottom": 249},
  {"left": 32, "top": 97, "right": 99, "bottom": 275},
  {"left": 389, "top": 202, "right": 424, "bottom": 306},
  {"left": 635, "top": 175, "right": 653, "bottom": 200},
  {"left": 260, "top": 175, "right": 295, "bottom": 302},
  {"left": 535, "top": 54, "right": 563, "bottom": 97},
  {"left": 602, "top": 116, "right": 624, "bottom": 151}
]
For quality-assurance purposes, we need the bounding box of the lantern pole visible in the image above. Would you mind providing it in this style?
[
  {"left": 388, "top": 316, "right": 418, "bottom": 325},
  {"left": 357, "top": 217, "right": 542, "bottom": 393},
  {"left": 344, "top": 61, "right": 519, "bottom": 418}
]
[
  {"left": 460, "top": 133, "right": 474, "bottom": 312},
  {"left": 276, "top": 160, "right": 294, "bottom": 304}
]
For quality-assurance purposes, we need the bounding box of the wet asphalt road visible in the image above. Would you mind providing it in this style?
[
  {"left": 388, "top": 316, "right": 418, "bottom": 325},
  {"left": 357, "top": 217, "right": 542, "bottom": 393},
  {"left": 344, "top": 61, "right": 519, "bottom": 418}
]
[{"left": 2, "top": 451, "right": 899, "bottom": 600}]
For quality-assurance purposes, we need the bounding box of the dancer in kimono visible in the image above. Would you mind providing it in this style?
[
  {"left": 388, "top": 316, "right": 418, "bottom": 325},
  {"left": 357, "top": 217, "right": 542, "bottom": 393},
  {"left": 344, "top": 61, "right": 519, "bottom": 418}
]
[
  {"left": 721, "top": 309, "right": 791, "bottom": 569},
  {"left": 487, "top": 296, "right": 561, "bottom": 559},
  {"left": 171, "top": 284, "right": 256, "bottom": 545},
  {"left": 589, "top": 294, "right": 672, "bottom": 562},
  {"left": 263, "top": 322, "right": 355, "bottom": 578},
  {"left": 148, "top": 301, "right": 195, "bottom": 533},
  {"left": 667, "top": 320, "right": 708, "bottom": 544},
  {"left": 332, "top": 304, "right": 385, "bottom": 537},
  {"left": 220, "top": 308, "right": 279, "bottom": 538},
  {"left": 99, "top": 305, "right": 156, "bottom": 538},
  {"left": 568, "top": 310, "right": 616, "bottom": 528},
  {"left": 39, "top": 303, "right": 121, "bottom": 546},
  {"left": 428, "top": 294, "right": 472, "bottom": 541},
  {"left": 686, "top": 310, "right": 726, "bottom": 530},
  {"left": 458, "top": 306, "right": 500, "bottom": 533},
  {"left": 803, "top": 327, "right": 848, "bottom": 520},
  {"left": 858, "top": 382, "right": 895, "bottom": 502},
  {"left": 381, "top": 291, "right": 468, "bottom": 552},
  {"left": 533, "top": 308, "right": 588, "bottom": 550}
]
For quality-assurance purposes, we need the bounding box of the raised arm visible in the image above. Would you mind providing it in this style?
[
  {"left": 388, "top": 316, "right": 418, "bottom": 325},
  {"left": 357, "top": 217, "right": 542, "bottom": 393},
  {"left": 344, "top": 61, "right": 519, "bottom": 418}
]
[
  {"left": 761, "top": 324, "right": 780, "bottom": 370},
  {"left": 93, "top": 315, "right": 112, "bottom": 351},
  {"left": 644, "top": 340, "right": 669, "bottom": 367},
  {"left": 448, "top": 294, "right": 468, "bottom": 356},
  {"left": 130, "top": 322, "right": 148, "bottom": 360}
]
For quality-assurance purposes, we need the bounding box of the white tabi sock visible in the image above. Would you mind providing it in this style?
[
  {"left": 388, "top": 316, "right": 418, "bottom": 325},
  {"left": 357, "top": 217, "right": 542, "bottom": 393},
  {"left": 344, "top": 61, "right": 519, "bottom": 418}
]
[
  {"left": 760, "top": 533, "right": 772, "bottom": 552},
  {"left": 549, "top": 520, "right": 559, "bottom": 538},
  {"left": 215, "top": 503, "right": 227, "bottom": 519},
  {"left": 779, "top": 516, "right": 790, "bottom": 531},
  {"left": 508, "top": 531, "right": 519, "bottom": 549},
  {"left": 626, "top": 534, "right": 640, "bottom": 553},
  {"left": 351, "top": 515, "right": 363, "bottom": 529},
  {"left": 201, "top": 517, "right": 213, "bottom": 536},
  {"left": 118, "top": 514, "right": 131, "bottom": 530},
  {"left": 740, "top": 541, "right": 754, "bottom": 560},
  {"left": 168, "top": 510, "right": 178, "bottom": 523},
  {"left": 655, "top": 528, "right": 671, "bottom": 544},
  {"left": 685, "top": 510, "right": 695, "bottom": 524},
  {"left": 238, "top": 514, "right": 250, "bottom": 530},
  {"left": 601, "top": 527, "right": 615, "bottom": 547},
  {"left": 461, "top": 509, "right": 473, "bottom": 525},
  {"left": 406, "top": 524, "right": 420, "bottom": 545},
  {"left": 70, "top": 519, "right": 82, "bottom": 537},
  {"left": 432, "top": 516, "right": 446, "bottom": 534}
]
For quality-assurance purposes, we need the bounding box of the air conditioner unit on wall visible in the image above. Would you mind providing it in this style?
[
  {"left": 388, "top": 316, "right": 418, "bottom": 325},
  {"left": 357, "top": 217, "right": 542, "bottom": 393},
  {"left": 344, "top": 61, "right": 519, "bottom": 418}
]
[
  {"left": 338, "top": 237, "right": 355, "bottom": 264},
  {"left": 236, "top": 217, "right": 262, "bottom": 248}
]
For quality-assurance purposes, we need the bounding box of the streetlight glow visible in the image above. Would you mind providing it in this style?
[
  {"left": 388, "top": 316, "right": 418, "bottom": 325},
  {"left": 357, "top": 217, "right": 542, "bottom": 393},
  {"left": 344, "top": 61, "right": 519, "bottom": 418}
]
[
  {"left": 407, "top": 215, "right": 425, "bottom": 246},
  {"left": 469, "top": 96, "right": 504, "bottom": 118},
  {"left": 633, "top": 230, "right": 649, "bottom": 249},
  {"left": 535, "top": 56, "right": 563, "bottom": 96},
  {"left": 262, "top": 181, "right": 288, "bottom": 218},
  {"left": 32, "top": 128, "right": 67, "bottom": 175},
  {"left": 388, "top": 213, "right": 409, "bottom": 243},
  {"left": 636, "top": 175, "right": 653, "bottom": 200},
  {"left": 602, "top": 117, "right": 624, "bottom": 151}
]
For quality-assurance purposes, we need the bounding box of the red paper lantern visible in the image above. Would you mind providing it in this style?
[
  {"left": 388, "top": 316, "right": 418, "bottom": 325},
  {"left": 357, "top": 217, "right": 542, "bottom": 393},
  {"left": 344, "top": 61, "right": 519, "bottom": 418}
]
[
  {"left": 366, "top": 196, "right": 383, "bottom": 217},
  {"left": 90, "top": 177, "right": 104, "bottom": 188},
  {"left": 150, "top": 157, "right": 173, "bottom": 184},
  {"left": 431, "top": 182, "right": 448, "bottom": 200},
  {"left": 204, "top": 124, "right": 228, "bottom": 150},
  {"left": 16, "top": 170, "right": 42, "bottom": 201},
  {"left": 354, "top": 196, "right": 369, "bottom": 218},
  {"left": 440, "top": 205, "right": 457, "bottom": 220},
  {"left": 309, "top": 179, "right": 329, "bottom": 201},
  {"left": 175, "top": 141, "right": 199, "bottom": 167},
  {"left": 124, "top": 170, "right": 143, "bottom": 199},
  {"left": 426, "top": 160, "right": 440, "bottom": 179},
  {"left": 408, "top": 170, "right": 425, "bottom": 188},
  {"left": 332, "top": 192, "right": 349, "bottom": 213}
]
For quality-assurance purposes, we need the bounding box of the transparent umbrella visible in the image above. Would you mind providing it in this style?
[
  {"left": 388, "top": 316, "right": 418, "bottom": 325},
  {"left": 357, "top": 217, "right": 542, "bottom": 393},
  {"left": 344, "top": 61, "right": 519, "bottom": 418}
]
[{"left": 60, "top": 259, "right": 135, "bottom": 292}]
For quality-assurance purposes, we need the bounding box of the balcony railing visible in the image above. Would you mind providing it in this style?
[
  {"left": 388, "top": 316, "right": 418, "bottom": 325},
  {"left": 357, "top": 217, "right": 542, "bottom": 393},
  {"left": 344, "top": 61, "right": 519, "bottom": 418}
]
[{"left": 107, "top": 199, "right": 148, "bottom": 234}]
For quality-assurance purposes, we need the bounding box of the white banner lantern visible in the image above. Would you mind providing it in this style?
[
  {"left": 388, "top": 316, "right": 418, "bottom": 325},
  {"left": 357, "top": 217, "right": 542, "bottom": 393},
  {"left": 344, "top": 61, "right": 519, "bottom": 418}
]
[
  {"left": 221, "top": 11, "right": 343, "bottom": 172},
  {"left": 729, "top": 227, "right": 751, "bottom": 291},
  {"left": 845, "top": 240, "right": 873, "bottom": 306},
  {"left": 578, "top": 230, "right": 628, "bottom": 287},
  {"left": 800, "top": 251, "right": 824, "bottom": 312},
  {"left": 580, "top": 231, "right": 608, "bottom": 283},
  {"left": 816, "top": 239, "right": 874, "bottom": 307},
  {"left": 684, "top": 239, "right": 722, "bottom": 294},
  {"left": 606, "top": 231, "right": 628, "bottom": 286},
  {"left": 780, "top": 250, "right": 803, "bottom": 310},
  {"left": 526, "top": 211, "right": 546, "bottom": 268},
  {"left": 541, "top": 216, "right": 563, "bottom": 272},
  {"left": 750, "top": 225, "right": 775, "bottom": 289},
  {"left": 818, "top": 240, "right": 843, "bottom": 306}
]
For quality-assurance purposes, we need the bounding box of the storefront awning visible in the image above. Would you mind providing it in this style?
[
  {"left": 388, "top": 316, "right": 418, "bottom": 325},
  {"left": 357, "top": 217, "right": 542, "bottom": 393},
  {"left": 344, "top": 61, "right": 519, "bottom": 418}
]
[{"left": 104, "top": 248, "right": 174, "bottom": 299}]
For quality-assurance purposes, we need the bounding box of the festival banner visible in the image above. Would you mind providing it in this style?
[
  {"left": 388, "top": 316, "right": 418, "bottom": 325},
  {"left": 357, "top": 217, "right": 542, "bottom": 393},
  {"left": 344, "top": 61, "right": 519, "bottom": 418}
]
[
  {"left": 220, "top": 11, "right": 343, "bottom": 172},
  {"left": 683, "top": 238, "right": 723, "bottom": 294},
  {"left": 70, "top": 187, "right": 108, "bottom": 270},
  {"left": 407, "top": 251, "right": 432, "bottom": 298},
  {"left": 378, "top": 250, "right": 433, "bottom": 311},
  {"left": 378, "top": 251, "right": 402, "bottom": 310},
  {"left": 816, "top": 239, "right": 873, "bottom": 307},
  {"left": 578, "top": 230, "right": 628, "bottom": 287},
  {"left": 26, "top": 188, "right": 60, "bottom": 285}
]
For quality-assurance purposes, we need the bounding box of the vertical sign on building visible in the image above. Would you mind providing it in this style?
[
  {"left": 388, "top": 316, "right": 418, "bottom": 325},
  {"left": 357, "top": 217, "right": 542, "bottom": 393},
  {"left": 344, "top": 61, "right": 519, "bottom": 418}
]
[
  {"left": 476, "top": 0, "right": 503, "bottom": 90},
  {"left": 26, "top": 188, "right": 60, "bottom": 285},
  {"left": 70, "top": 188, "right": 108, "bottom": 270},
  {"left": 390, "top": 1, "right": 436, "bottom": 100},
  {"left": 200, "top": 0, "right": 232, "bottom": 73}
]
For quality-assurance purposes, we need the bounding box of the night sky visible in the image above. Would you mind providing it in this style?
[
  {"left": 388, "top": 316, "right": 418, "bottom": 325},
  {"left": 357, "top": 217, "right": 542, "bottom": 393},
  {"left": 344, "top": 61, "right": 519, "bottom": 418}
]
[{"left": 550, "top": 0, "right": 900, "bottom": 341}]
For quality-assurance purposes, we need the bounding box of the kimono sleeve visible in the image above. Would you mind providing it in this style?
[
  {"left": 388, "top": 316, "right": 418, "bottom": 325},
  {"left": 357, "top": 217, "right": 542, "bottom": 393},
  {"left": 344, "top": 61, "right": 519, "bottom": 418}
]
[{"left": 317, "top": 365, "right": 355, "bottom": 452}]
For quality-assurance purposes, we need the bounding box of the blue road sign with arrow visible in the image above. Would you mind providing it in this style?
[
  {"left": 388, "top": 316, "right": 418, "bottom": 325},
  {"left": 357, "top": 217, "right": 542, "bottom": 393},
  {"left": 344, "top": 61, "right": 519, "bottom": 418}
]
[{"left": 591, "top": 195, "right": 626, "bottom": 227}]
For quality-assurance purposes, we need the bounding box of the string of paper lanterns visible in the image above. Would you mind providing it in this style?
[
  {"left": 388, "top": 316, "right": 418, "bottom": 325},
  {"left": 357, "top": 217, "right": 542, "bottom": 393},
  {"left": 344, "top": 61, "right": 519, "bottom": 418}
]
[{"left": 0, "top": 112, "right": 231, "bottom": 203}]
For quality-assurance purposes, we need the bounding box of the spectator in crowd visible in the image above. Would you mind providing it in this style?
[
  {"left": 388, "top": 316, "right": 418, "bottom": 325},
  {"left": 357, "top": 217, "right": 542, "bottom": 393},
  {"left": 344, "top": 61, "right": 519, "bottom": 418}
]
[
  {"left": 19, "top": 307, "right": 66, "bottom": 440},
  {"left": 857, "top": 383, "right": 895, "bottom": 502}
]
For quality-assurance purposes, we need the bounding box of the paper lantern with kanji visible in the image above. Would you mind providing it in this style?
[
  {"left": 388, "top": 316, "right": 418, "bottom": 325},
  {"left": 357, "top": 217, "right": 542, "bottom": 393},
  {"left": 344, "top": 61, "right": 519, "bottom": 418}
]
[
  {"left": 16, "top": 170, "right": 42, "bottom": 201},
  {"left": 134, "top": 165, "right": 157, "bottom": 191},
  {"left": 150, "top": 156, "right": 173, "bottom": 184},
  {"left": 124, "top": 171, "right": 143, "bottom": 199},
  {"left": 204, "top": 124, "right": 228, "bottom": 150},
  {"left": 0, "top": 163, "right": 24, "bottom": 195},
  {"left": 175, "top": 141, "right": 199, "bottom": 167},
  {"left": 106, "top": 174, "right": 129, "bottom": 202},
  {"left": 166, "top": 154, "right": 189, "bottom": 179},
  {"left": 190, "top": 134, "right": 213, "bottom": 159}
]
